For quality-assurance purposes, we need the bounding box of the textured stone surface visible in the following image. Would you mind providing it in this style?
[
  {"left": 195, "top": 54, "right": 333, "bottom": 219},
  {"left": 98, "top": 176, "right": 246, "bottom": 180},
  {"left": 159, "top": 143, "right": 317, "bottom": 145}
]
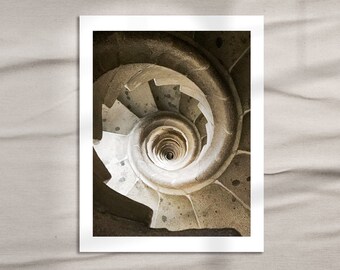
[
  {"left": 179, "top": 93, "right": 201, "bottom": 122},
  {"left": 154, "top": 194, "right": 199, "bottom": 231},
  {"left": 190, "top": 183, "right": 250, "bottom": 236},
  {"left": 230, "top": 49, "right": 250, "bottom": 112},
  {"left": 94, "top": 132, "right": 128, "bottom": 166},
  {"left": 217, "top": 153, "right": 251, "bottom": 207},
  {"left": 239, "top": 112, "right": 250, "bottom": 152},
  {"left": 194, "top": 31, "right": 250, "bottom": 70},
  {"left": 126, "top": 179, "right": 160, "bottom": 225},
  {"left": 118, "top": 82, "right": 158, "bottom": 117},
  {"left": 106, "top": 159, "right": 138, "bottom": 195},
  {"left": 149, "top": 80, "right": 181, "bottom": 112},
  {"left": 194, "top": 114, "right": 208, "bottom": 146},
  {"left": 102, "top": 101, "right": 140, "bottom": 135},
  {"left": 94, "top": 202, "right": 240, "bottom": 236}
]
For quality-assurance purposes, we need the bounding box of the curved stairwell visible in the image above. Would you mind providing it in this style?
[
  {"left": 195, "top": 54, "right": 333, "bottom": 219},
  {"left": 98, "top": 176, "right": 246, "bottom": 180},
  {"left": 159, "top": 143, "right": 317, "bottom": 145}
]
[{"left": 93, "top": 32, "right": 250, "bottom": 236}]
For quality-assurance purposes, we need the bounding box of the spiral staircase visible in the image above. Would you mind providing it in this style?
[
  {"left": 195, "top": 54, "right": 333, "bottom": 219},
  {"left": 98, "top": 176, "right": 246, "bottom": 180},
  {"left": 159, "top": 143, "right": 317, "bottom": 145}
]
[{"left": 93, "top": 32, "right": 250, "bottom": 236}]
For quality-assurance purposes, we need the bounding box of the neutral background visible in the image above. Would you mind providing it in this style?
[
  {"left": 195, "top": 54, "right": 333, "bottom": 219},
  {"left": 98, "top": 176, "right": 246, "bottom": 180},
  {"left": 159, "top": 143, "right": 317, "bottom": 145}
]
[{"left": 1, "top": 0, "right": 339, "bottom": 269}]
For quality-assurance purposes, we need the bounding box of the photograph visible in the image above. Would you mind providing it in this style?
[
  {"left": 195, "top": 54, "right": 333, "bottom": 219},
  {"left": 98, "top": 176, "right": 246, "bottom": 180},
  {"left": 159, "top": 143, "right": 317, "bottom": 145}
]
[
  {"left": 92, "top": 31, "right": 251, "bottom": 236},
  {"left": 79, "top": 16, "right": 263, "bottom": 252}
]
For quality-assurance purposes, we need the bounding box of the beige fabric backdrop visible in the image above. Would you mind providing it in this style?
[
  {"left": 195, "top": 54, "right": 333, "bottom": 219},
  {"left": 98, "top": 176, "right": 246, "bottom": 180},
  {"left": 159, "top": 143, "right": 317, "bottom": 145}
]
[{"left": 1, "top": 0, "right": 339, "bottom": 269}]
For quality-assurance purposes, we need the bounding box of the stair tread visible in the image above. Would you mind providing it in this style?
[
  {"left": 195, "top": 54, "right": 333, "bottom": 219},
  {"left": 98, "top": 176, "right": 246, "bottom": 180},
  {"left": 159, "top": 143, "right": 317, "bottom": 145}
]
[
  {"left": 94, "top": 132, "right": 128, "bottom": 166},
  {"left": 153, "top": 194, "right": 199, "bottom": 231},
  {"left": 102, "top": 101, "right": 139, "bottom": 135},
  {"left": 217, "top": 153, "right": 250, "bottom": 207},
  {"left": 190, "top": 182, "right": 250, "bottom": 236},
  {"left": 179, "top": 93, "right": 201, "bottom": 122},
  {"left": 106, "top": 159, "right": 137, "bottom": 196},
  {"left": 118, "top": 82, "right": 158, "bottom": 118},
  {"left": 149, "top": 80, "right": 181, "bottom": 112},
  {"left": 126, "top": 180, "right": 160, "bottom": 225}
]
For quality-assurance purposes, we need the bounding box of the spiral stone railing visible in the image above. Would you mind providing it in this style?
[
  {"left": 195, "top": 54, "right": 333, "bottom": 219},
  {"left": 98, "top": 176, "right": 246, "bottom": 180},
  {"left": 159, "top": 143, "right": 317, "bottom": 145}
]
[{"left": 93, "top": 32, "right": 250, "bottom": 236}]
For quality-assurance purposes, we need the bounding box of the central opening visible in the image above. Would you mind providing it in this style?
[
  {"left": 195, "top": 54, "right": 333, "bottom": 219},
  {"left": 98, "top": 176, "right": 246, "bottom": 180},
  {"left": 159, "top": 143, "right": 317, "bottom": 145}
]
[
  {"left": 165, "top": 152, "right": 174, "bottom": 160},
  {"left": 149, "top": 127, "right": 188, "bottom": 169},
  {"left": 129, "top": 111, "right": 204, "bottom": 191},
  {"left": 138, "top": 112, "right": 202, "bottom": 173}
]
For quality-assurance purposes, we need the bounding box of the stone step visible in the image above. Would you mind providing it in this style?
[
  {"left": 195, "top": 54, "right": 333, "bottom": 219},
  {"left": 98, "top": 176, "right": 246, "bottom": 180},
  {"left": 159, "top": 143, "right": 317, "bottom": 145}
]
[
  {"left": 118, "top": 81, "right": 158, "bottom": 118},
  {"left": 189, "top": 182, "right": 250, "bottom": 236},
  {"left": 102, "top": 100, "right": 139, "bottom": 135},
  {"left": 94, "top": 131, "right": 128, "bottom": 166},
  {"left": 149, "top": 79, "right": 181, "bottom": 113}
]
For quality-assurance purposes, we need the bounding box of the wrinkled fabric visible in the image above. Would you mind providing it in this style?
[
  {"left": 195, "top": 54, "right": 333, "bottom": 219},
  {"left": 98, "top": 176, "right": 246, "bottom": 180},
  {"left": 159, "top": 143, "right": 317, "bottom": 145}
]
[{"left": 1, "top": 0, "right": 340, "bottom": 269}]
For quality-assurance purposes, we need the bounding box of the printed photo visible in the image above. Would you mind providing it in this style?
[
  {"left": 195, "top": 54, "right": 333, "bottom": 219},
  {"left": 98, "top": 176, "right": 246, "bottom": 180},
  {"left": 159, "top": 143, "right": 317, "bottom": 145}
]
[
  {"left": 92, "top": 31, "right": 251, "bottom": 237},
  {"left": 79, "top": 16, "right": 263, "bottom": 252}
]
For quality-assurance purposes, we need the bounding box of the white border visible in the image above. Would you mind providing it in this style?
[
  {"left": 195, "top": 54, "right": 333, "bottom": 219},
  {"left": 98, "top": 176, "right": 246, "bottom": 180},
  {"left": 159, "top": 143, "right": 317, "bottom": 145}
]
[{"left": 80, "top": 16, "right": 264, "bottom": 252}]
